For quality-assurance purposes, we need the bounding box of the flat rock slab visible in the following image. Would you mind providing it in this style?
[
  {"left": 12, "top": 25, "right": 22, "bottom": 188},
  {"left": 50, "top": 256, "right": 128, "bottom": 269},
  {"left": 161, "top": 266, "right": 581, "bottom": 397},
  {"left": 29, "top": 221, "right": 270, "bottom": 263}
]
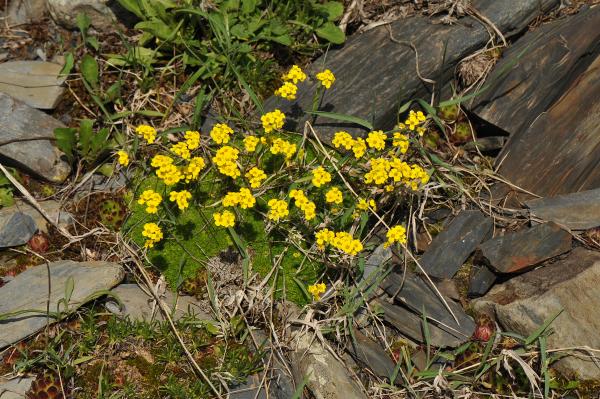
[
  {"left": 526, "top": 188, "right": 600, "bottom": 230},
  {"left": 420, "top": 210, "right": 493, "bottom": 279},
  {"left": 0, "top": 260, "right": 124, "bottom": 349},
  {"left": 468, "top": 265, "right": 497, "bottom": 298},
  {"left": 380, "top": 272, "right": 476, "bottom": 346},
  {"left": 0, "top": 200, "right": 73, "bottom": 234},
  {"left": 347, "top": 328, "right": 396, "bottom": 380},
  {"left": 105, "top": 284, "right": 212, "bottom": 322},
  {"left": 0, "top": 212, "right": 36, "bottom": 248},
  {"left": 470, "top": 6, "right": 600, "bottom": 138},
  {"left": 264, "top": 0, "right": 558, "bottom": 141},
  {"left": 473, "top": 248, "right": 600, "bottom": 380},
  {"left": 0, "top": 377, "right": 35, "bottom": 399},
  {"left": 0, "top": 61, "right": 65, "bottom": 109},
  {"left": 0, "top": 93, "right": 71, "bottom": 183},
  {"left": 478, "top": 222, "right": 572, "bottom": 273},
  {"left": 491, "top": 52, "right": 600, "bottom": 198}
]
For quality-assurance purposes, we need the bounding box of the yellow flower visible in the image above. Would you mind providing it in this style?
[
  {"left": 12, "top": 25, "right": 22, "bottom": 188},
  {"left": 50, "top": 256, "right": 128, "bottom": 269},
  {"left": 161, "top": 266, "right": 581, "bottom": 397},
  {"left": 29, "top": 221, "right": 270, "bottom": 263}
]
[
  {"left": 142, "top": 222, "right": 163, "bottom": 248},
  {"left": 210, "top": 123, "right": 234, "bottom": 144},
  {"left": 185, "top": 130, "right": 201, "bottom": 150},
  {"left": 308, "top": 283, "right": 326, "bottom": 300},
  {"left": 261, "top": 109, "right": 286, "bottom": 133},
  {"left": 366, "top": 130, "right": 386, "bottom": 151},
  {"left": 385, "top": 184, "right": 395, "bottom": 192},
  {"left": 405, "top": 110, "right": 427, "bottom": 131},
  {"left": 212, "top": 146, "right": 240, "bottom": 178},
  {"left": 311, "top": 166, "right": 332, "bottom": 188},
  {"left": 135, "top": 124, "right": 157, "bottom": 144},
  {"left": 116, "top": 150, "right": 129, "bottom": 166},
  {"left": 138, "top": 190, "right": 162, "bottom": 214},
  {"left": 325, "top": 187, "right": 343, "bottom": 205},
  {"left": 392, "top": 132, "right": 409, "bottom": 153},
  {"left": 274, "top": 82, "right": 298, "bottom": 100},
  {"left": 332, "top": 131, "right": 354, "bottom": 150},
  {"left": 151, "top": 154, "right": 173, "bottom": 168},
  {"left": 357, "top": 198, "right": 376, "bottom": 211},
  {"left": 170, "top": 142, "right": 190, "bottom": 159},
  {"left": 352, "top": 138, "right": 367, "bottom": 159},
  {"left": 245, "top": 167, "right": 267, "bottom": 188},
  {"left": 243, "top": 136, "right": 260, "bottom": 152},
  {"left": 182, "top": 157, "right": 206, "bottom": 182},
  {"left": 364, "top": 157, "right": 391, "bottom": 185},
  {"left": 290, "top": 189, "right": 316, "bottom": 220},
  {"left": 270, "top": 138, "right": 296, "bottom": 160},
  {"left": 267, "top": 198, "right": 289, "bottom": 221},
  {"left": 282, "top": 65, "right": 307, "bottom": 84},
  {"left": 321, "top": 231, "right": 363, "bottom": 256},
  {"left": 156, "top": 163, "right": 183, "bottom": 186},
  {"left": 169, "top": 190, "right": 192, "bottom": 211},
  {"left": 385, "top": 225, "right": 407, "bottom": 248},
  {"left": 316, "top": 69, "right": 335, "bottom": 89},
  {"left": 315, "top": 228, "right": 335, "bottom": 249},
  {"left": 214, "top": 210, "right": 235, "bottom": 228}
]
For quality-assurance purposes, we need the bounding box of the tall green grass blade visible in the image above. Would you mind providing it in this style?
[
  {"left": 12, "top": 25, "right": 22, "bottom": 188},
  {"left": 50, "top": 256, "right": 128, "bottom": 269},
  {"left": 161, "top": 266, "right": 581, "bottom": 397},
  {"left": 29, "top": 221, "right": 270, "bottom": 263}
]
[{"left": 305, "top": 111, "right": 373, "bottom": 130}]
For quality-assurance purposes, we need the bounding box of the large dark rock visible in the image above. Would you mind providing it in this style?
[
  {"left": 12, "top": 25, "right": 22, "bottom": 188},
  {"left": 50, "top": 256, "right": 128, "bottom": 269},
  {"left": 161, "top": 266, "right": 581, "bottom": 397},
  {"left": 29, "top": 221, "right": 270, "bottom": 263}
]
[
  {"left": 526, "top": 188, "right": 600, "bottom": 230},
  {"left": 0, "top": 212, "right": 36, "bottom": 248},
  {"left": 347, "top": 328, "right": 396, "bottom": 380},
  {"left": 468, "top": 265, "right": 496, "bottom": 298},
  {"left": 264, "top": 0, "right": 559, "bottom": 142},
  {"left": 478, "top": 222, "right": 572, "bottom": 274},
  {"left": 0, "top": 61, "right": 66, "bottom": 109},
  {"left": 420, "top": 210, "right": 492, "bottom": 279},
  {"left": 470, "top": 6, "right": 600, "bottom": 138},
  {"left": 473, "top": 248, "right": 600, "bottom": 380}
]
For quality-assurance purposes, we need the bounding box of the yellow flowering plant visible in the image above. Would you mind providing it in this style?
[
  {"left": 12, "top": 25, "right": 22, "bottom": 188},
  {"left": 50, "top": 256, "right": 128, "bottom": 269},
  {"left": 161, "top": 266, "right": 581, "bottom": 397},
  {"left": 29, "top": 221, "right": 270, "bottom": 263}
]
[{"left": 122, "top": 64, "right": 432, "bottom": 304}]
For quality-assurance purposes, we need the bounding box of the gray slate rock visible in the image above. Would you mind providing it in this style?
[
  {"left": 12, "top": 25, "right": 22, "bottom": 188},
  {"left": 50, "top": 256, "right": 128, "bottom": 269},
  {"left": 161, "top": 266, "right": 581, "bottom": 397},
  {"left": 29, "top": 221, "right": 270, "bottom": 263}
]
[
  {"left": 0, "top": 200, "right": 73, "bottom": 234},
  {"left": 264, "top": 0, "right": 559, "bottom": 141},
  {"left": 0, "top": 212, "right": 36, "bottom": 248},
  {"left": 5, "top": 0, "right": 46, "bottom": 25},
  {"left": 0, "top": 61, "right": 65, "bottom": 109},
  {"left": 468, "top": 265, "right": 496, "bottom": 298},
  {"left": 0, "top": 377, "right": 34, "bottom": 399},
  {"left": 380, "top": 273, "right": 476, "bottom": 346},
  {"left": 105, "top": 283, "right": 212, "bottom": 322},
  {"left": 420, "top": 210, "right": 493, "bottom": 279},
  {"left": 526, "top": 188, "right": 600, "bottom": 230},
  {"left": 0, "top": 260, "right": 124, "bottom": 349},
  {"left": 0, "top": 93, "right": 71, "bottom": 183},
  {"left": 478, "top": 222, "right": 572, "bottom": 274},
  {"left": 473, "top": 248, "right": 600, "bottom": 380},
  {"left": 347, "top": 328, "right": 396, "bottom": 380},
  {"left": 47, "top": 0, "right": 117, "bottom": 30}
]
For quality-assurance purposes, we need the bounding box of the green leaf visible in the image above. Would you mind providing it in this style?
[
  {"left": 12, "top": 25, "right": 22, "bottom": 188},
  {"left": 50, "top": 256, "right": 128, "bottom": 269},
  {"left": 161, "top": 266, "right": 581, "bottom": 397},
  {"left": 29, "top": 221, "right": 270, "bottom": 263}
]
[
  {"left": 76, "top": 12, "right": 91, "bottom": 35},
  {"left": 315, "top": 22, "right": 345, "bottom": 44},
  {"left": 314, "top": 2, "right": 344, "bottom": 21},
  {"left": 91, "top": 127, "right": 110, "bottom": 155},
  {"left": 269, "top": 34, "right": 293, "bottom": 46},
  {"left": 135, "top": 19, "right": 176, "bottom": 41},
  {"left": 98, "top": 163, "right": 114, "bottom": 177},
  {"left": 54, "top": 127, "right": 77, "bottom": 162},
  {"left": 78, "top": 119, "right": 94, "bottom": 157},
  {"left": 64, "top": 276, "right": 75, "bottom": 305},
  {"left": 241, "top": 0, "right": 257, "bottom": 14},
  {"left": 116, "top": 0, "right": 144, "bottom": 19},
  {"left": 80, "top": 54, "right": 99, "bottom": 90},
  {"left": 59, "top": 52, "right": 74, "bottom": 77},
  {"left": 292, "top": 277, "right": 311, "bottom": 302},
  {"left": 0, "top": 188, "right": 14, "bottom": 208},
  {"left": 86, "top": 36, "right": 100, "bottom": 51},
  {"left": 305, "top": 110, "right": 373, "bottom": 130},
  {"left": 525, "top": 309, "right": 563, "bottom": 345}
]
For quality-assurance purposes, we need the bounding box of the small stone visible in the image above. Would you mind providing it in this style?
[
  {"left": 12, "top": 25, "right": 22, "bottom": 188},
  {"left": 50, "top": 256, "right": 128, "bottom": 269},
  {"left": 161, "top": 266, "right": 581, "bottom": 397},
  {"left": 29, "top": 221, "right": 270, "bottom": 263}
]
[
  {"left": 105, "top": 284, "right": 212, "bottom": 322},
  {"left": 346, "top": 328, "right": 396, "bottom": 380},
  {"left": 468, "top": 265, "right": 496, "bottom": 298},
  {"left": 47, "top": 0, "right": 117, "bottom": 30},
  {"left": 478, "top": 222, "right": 572, "bottom": 274},
  {"left": 464, "top": 136, "right": 507, "bottom": 152},
  {"left": 0, "top": 93, "right": 71, "bottom": 182},
  {"left": 420, "top": 210, "right": 493, "bottom": 279},
  {"left": 5, "top": 0, "right": 46, "bottom": 25},
  {"left": 0, "top": 376, "right": 35, "bottom": 399},
  {"left": 228, "top": 374, "right": 267, "bottom": 399},
  {"left": 0, "top": 260, "right": 124, "bottom": 349},
  {"left": 0, "top": 61, "right": 66, "bottom": 109},
  {"left": 0, "top": 200, "right": 73, "bottom": 234},
  {"left": 0, "top": 212, "right": 36, "bottom": 248},
  {"left": 526, "top": 188, "right": 600, "bottom": 230}
]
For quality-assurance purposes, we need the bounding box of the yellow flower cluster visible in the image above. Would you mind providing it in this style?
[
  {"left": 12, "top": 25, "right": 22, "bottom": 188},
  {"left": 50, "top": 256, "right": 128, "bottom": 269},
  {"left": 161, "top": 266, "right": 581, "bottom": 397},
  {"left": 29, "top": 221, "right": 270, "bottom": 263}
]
[
  {"left": 388, "top": 158, "right": 430, "bottom": 190},
  {"left": 169, "top": 190, "right": 192, "bottom": 210},
  {"left": 270, "top": 138, "right": 296, "bottom": 160},
  {"left": 393, "top": 132, "right": 409, "bottom": 153},
  {"left": 142, "top": 222, "right": 163, "bottom": 248},
  {"left": 316, "top": 69, "right": 335, "bottom": 89},
  {"left": 151, "top": 154, "right": 173, "bottom": 168},
  {"left": 308, "top": 282, "right": 326, "bottom": 300},
  {"left": 156, "top": 163, "right": 183, "bottom": 186},
  {"left": 364, "top": 157, "right": 391, "bottom": 185},
  {"left": 182, "top": 157, "right": 206, "bottom": 182},
  {"left": 170, "top": 142, "right": 190, "bottom": 159},
  {"left": 116, "top": 150, "right": 129, "bottom": 166},
  {"left": 366, "top": 130, "right": 387, "bottom": 151},
  {"left": 136, "top": 125, "right": 157, "bottom": 144},
  {"left": 210, "top": 123, "right": 234, "bottom": 144},
  {"left": 311, "top": 166, "right": 331, "bottom": 187},
  {"left": 243, "top": 136, "right": 260, "bottom": 152},
  {"left": 385, "top": 225, "right": 407, "bottom": 248},
  {"left": 274, "top": 82, "right": 298, "bottom": 100},
  {"left": 282, "top": 65, "right": 307, "bottom": 84},
  {"left": 184, "top": 130, "right": 200, "bottom": 150},
  {"left": 138, "top": 190, "right": 162, "bottom": 214},
  {"left": 357, "top": 198, "right": 376, "bottom": 211},
  {"left": 332, "top": 131, "right": 354, "bottom": 150},
  {"left": 222, "top": 188, "right": 256, "bottom": 209},
  {"left": 214, "top": 210, "right": 235, "bottom": 228},
  {"left": 261, "top": 109, "right": 286, "bottom": 133},
  {"left": 404, "top": 110, "right": 427, "bottom": 134},
  {"left": 245, "top": 167, "right": 267, "bottom": 188},
  {"left": 290, "top": 189, "right": 316, "bottom": 220},
  {"left": 325, "top": 187, "right": 343, "bottom": 205},
  {"left": 267, "top": 199, "right": 289, "bottom": 221},
  {"left": 315, "top": 229, "right": 363, "bottom": 256},
  {"left": 212, "top": 146, "right": 240, "bottom": 178}
]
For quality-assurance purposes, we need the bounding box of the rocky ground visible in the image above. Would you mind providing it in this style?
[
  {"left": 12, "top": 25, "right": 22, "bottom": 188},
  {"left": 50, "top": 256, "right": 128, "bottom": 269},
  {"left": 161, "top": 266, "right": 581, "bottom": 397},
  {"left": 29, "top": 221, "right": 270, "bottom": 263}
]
[{"left": 1, "top": 0, "right": 600, "bottom": 398}]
